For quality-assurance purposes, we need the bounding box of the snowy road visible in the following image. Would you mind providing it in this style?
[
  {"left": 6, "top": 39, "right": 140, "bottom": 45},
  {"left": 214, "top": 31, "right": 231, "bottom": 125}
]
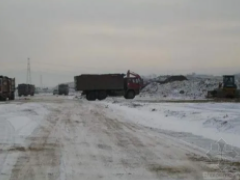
[{"left": 0, "top": 96, "right": 240, "bottom": 180}]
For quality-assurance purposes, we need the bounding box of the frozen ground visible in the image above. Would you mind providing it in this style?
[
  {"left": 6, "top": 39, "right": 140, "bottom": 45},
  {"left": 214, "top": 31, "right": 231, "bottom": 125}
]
[{"left": 0, "top": 95, "right": 240, "bottom": 180}]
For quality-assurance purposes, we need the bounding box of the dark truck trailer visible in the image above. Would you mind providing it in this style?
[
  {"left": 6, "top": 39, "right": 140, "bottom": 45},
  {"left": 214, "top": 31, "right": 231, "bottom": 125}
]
[
  {"left": 58, "top": 84, "right": 69, "bottom": 95},
  {"left": 74, "top": 71, "right": 142, "bottom": 101},
  {"left": 0, "top": 76, "right": 15, "bottom": 101},
  {"left": 18, "top": 84, "right": 35, "bottom": 97}
]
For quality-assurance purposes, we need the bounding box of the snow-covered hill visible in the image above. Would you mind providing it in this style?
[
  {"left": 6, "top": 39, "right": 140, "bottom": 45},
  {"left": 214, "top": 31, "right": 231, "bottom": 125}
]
[{"left": 140, "top": 75, "right": 240, "bottom": 100}]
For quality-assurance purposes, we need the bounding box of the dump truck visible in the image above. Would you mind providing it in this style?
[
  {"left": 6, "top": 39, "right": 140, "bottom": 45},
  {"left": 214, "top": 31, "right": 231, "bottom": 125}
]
[
  {"left": 58, "top": 84, "right": 69, "bottom": 95},
  {"left": 0, "top": 76, "right": 15, "bottom": 101},
  {"left": 207, "top": 75, "right": 240, "bottom": 99},
  {"left": 18, "top": 84, "right": 35, "bottom": 97},
  {"left": 74, "top": 70, "right": 143, "bottom": 101}
]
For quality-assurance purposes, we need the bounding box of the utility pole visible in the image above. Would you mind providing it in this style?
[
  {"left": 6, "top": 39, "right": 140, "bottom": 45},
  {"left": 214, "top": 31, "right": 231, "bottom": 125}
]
[
  {"left": 26, "top": 58, "right": 32, "bottom": 84},
  {"left": 40, "top": 75, "right": 42, "bottom": 89}
]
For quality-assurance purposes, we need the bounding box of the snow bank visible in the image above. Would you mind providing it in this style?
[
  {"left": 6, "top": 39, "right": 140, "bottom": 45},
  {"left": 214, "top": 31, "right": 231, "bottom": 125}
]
[{"left": 102, "top": 101, "right": 240, "bottom": 149}]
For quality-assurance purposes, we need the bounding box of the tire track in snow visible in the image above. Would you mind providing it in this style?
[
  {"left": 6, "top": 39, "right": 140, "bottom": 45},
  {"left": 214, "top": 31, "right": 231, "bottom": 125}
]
[
  {"left": 0, "top": 119, "right": 15, "bottom": 174},
  {"left": 9, "top": 108, "right": 61, "bottom": 180},
  {"left": 93, "top": 103, "right": 222, "bottom": 179},
  {"left": 2, "top": 99, "right": 234, "bottom": 180}
]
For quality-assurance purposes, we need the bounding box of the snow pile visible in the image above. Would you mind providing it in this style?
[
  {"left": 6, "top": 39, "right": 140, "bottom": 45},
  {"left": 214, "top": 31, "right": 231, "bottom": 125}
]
[
  {"left": 140, "top": 76, "right": 240, "bottom": 100},
  {"left": 140, "top": 80, "right": 217, "bottom": 99}
]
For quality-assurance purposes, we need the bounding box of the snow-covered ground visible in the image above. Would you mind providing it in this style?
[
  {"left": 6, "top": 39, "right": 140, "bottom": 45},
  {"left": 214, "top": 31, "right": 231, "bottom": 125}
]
[
  {"left": 0, "top": 102, "right": 49, "bottom": 179},
  {"left": 104, "top": 99, "right": 240, "bottom": 149},
  {"left": 0, "top": 96, "right": 240, "bottom": 180}
]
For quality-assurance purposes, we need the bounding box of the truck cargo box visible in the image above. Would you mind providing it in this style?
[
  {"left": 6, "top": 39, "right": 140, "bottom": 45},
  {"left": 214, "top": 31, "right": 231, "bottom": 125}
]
[
  {"left": 58, "top": 84, "right": 69, "bottom": 95},
  {"left": 18, "top": 84, "right": 35, "bottom": 96},
  {"left": 0, "top": 76, "right": 15, "bottom": 100},
  {"left": 75, "top": 74, "right": 125, "bottom": 91}
]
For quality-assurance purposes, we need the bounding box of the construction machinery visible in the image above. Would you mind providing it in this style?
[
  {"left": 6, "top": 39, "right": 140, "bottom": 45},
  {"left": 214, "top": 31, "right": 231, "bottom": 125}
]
[
  {"left": 0, "top": 76, "right": 15, "bottom": 101},
  {"left": 207, "top": 75, "right": 240, "bottom": 99},
  {"left": 74, "top": 70, "right": 143, "bottom": 101}
]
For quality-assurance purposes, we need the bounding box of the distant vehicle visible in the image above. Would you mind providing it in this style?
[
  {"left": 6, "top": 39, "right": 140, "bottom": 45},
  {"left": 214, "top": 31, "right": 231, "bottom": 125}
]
[
  {"left": 18, "top": 84, "right": 35, "bottom": 97},
  {"left": 0, "top": 76, "right": 15, "bottom": 101},
  {"left": 53, "top": 89, "right": 58, "bottom": 95},
  {"left": 207, "top": 75, "right": 240, "bottom": 99},
  {"left": 74, "top": 70, "right": 143, "bottom": 101},
  {"left": 58, "top": 84, "right": 69, "bottom": 95}
]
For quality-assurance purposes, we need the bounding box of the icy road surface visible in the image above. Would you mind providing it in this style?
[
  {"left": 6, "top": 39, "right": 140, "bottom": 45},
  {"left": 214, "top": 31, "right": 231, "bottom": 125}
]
[{"left": 0, "top": 96, "right": 240, "bottom": 180}]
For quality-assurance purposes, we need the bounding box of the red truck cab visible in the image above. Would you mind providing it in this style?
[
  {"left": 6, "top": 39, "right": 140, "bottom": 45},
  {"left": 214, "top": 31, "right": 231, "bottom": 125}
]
[
  {"left": 124, "top": 70, "right": 143, "bottom": 99},
  {"left": 126, "top": 77, "right": 142, "bottom": 92}
]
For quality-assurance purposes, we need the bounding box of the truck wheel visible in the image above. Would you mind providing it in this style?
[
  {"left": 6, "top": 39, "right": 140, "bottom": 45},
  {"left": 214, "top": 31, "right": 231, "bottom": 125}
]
[
  {"left": 126, "top": 90, "right": 135, "bottom": 99},
  {"left": 10, "top": 93, "right": 15, "bottom": 100},
  {"left": 86, "top": 92, "right": 96, "bottom": 101},
  {"left": 98, "top": 91, "right": 107, "bottom": 100}
]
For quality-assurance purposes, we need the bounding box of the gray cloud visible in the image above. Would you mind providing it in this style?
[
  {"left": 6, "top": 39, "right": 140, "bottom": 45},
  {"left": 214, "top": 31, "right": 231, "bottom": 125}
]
[{"left": 1, "top": 0, "right": 240, "bottom": 86}]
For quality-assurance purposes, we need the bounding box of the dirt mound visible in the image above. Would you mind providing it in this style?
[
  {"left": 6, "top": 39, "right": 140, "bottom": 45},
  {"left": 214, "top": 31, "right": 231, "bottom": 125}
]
[{"left": 161, "top": 75, "right": 188, "bottom": 84}]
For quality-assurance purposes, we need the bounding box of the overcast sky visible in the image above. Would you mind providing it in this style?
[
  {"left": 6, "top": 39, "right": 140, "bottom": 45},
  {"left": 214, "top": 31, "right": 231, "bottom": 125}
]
[{"left": 1, "top": 0, "right": 240, "bottom": 86}]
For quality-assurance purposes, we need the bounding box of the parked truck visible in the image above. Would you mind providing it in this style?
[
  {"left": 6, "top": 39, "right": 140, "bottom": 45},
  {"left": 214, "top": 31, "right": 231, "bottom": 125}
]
[
  {"left": 53, "top": 89, "right": 58, "bottom": 95},
  {"left": 18, "top": 84, "right": 35, "bottom": 97},
  {"left": 74, "top": 70, "right": 143, "bottom": 101},
  {"left": 0, "top": 76, "right": 15, "bottom": 101},
  {"left": 58, "top": 84, "right": 69, "bottom": 95}
]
